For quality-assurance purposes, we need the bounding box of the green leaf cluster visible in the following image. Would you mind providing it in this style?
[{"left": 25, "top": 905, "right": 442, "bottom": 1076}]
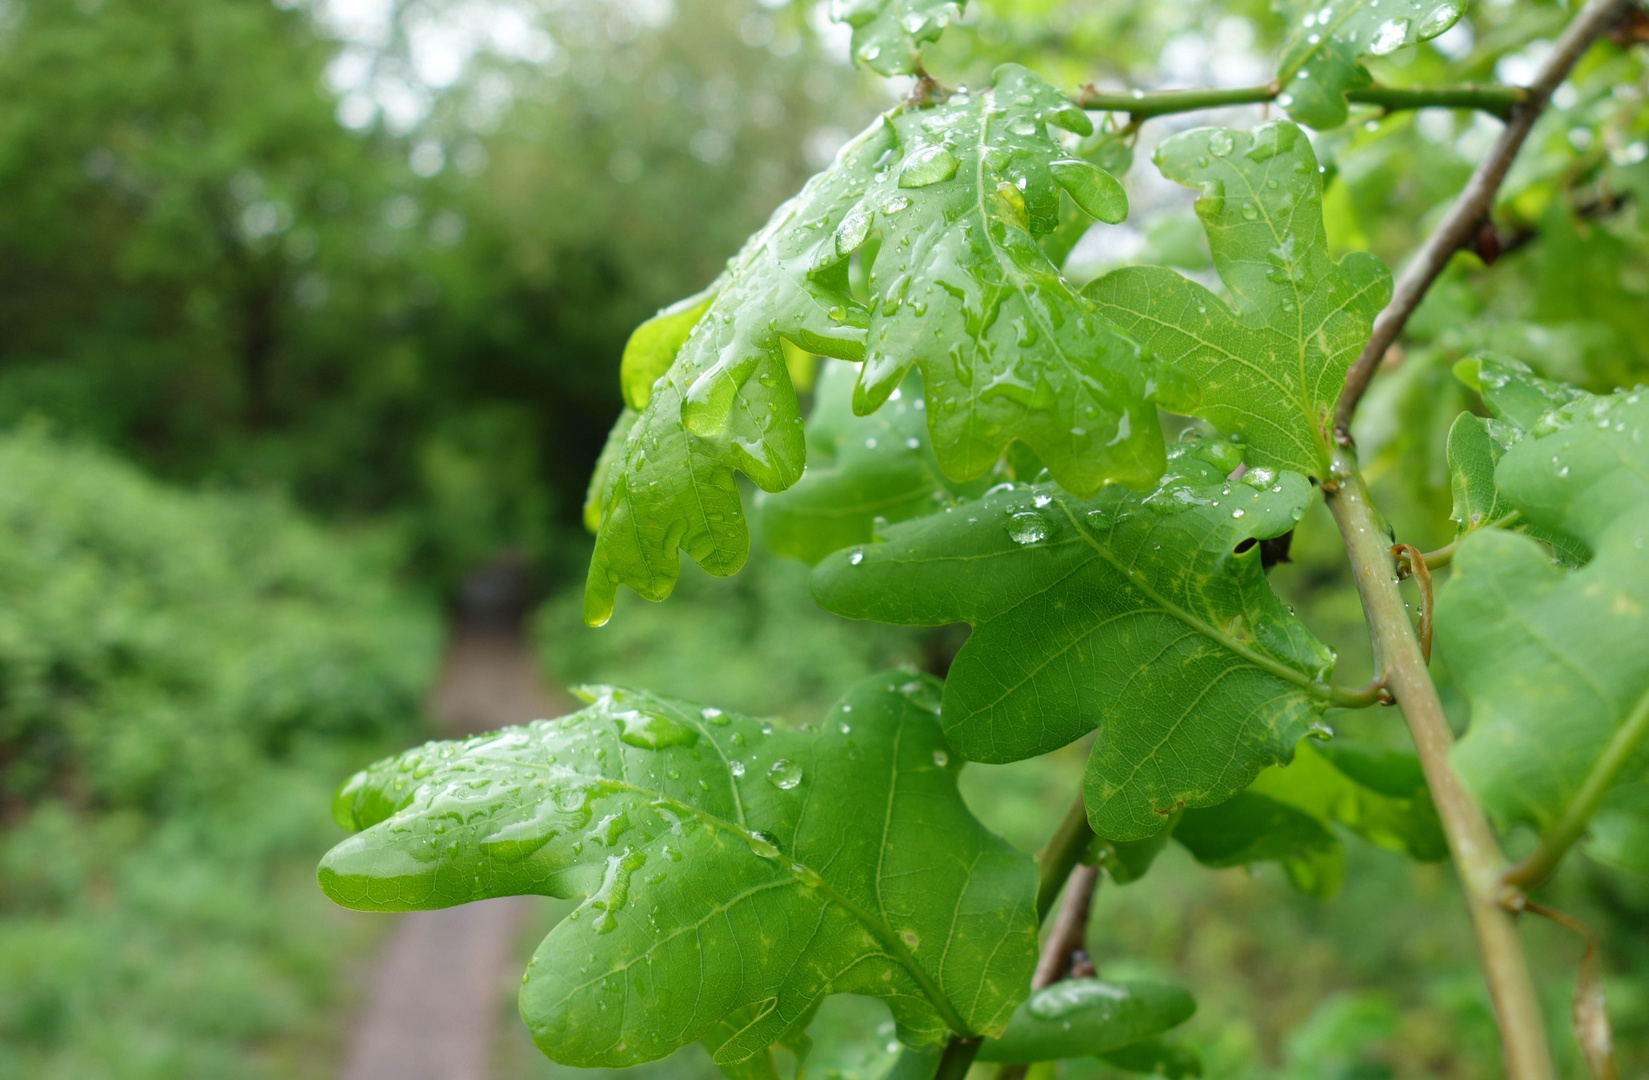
[
  {"left": 1088, "top": 120, "right": 1390, "bottom": 480},
  {"left": 812, "top": 438, "right": 1335, "bottom": 840},
  {"left": 1273, "top": 0, "right": 1467, "bottom": 129},
  {"left": 1435, "top": 363, "right": 1649, "bottom": 873},
  {"left": 755, "top": 363, "right": 988, "bottom": 565},
  {"left": 583, "top": 64, "right": 1149, "bottom": 625}
]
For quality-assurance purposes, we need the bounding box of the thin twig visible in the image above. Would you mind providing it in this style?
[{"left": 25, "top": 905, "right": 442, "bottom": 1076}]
[
  {"left": 1333, "top": 0, "right": 1636, "bottom": 442},
  {"left": 1072, "top": 81, "right": 1525, "bottom": 122},
  {"left": 1326, "top": 450, "right": 1555, "bottom": 1080},
  {"left": 1391, "top": 543, "right": 1434, "bottom": 663},
  {"left": 1031, "top": 863, "right": 1101, "bottom": 989}
]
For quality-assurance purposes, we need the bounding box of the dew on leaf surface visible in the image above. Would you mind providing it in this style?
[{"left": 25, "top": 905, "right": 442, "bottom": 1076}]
[
  {"left": 1027, "top": 979, "right": 1130, "bottom": 1020},
  {"left": 614, "top": 709, "right": 700, "bottom": 750},
  {"left": 766, "top": 759, "right": 803, "bottom": 790},
  {"left": 1006, "top": 510, "right": 1050, "bottom": 545},
  {"left": 898, "top": 144, "right": 960, "bottom": 188}
]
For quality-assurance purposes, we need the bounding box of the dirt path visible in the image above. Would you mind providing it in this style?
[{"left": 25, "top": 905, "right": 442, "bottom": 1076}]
[{"left": 340, "top": 580, "right": 571, "bottom": 1080}]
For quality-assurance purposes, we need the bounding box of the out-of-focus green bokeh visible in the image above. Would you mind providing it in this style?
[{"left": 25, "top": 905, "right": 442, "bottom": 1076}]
[{"left": 2, "top": 0, "right": 1646, "bottom": 1076}]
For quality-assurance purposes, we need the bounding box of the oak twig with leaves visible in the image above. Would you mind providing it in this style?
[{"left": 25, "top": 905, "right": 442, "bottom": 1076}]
[{"left": 320, "top": 1, "right": 1649, "bottom": 1078}]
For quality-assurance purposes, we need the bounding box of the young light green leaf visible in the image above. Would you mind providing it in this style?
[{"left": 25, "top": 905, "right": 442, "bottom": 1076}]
[
  {"left": 622, "top": 285, "right": 720, "bottom": 412},
  {"left": 1274, "top": 0, "right": 1467, "bottom": 129},
  {"left": 587, "top": 65, "right": 1159, "bottom": 626},
  {"left": 1444, "top": 412, "right": 1592, "bottom": 566},
  {"left": 318, "top": 674, "right": 1038, "bottom": 1066},
  {"left": 1086, "top": 121, "right": 1391, "bottom": 479},
  {"left": 1435, "top": 381, "right": 1649, "bottom": 872},
  {"left": 584, "top": 407, "right": 638, "bottom": 533},
  {"left": 1447, "top": 355, "right": 1602, "bottom": 564},
  {"left": 829, "top": 0, "right": 961, "bottom": 75},
  {"left": 811, "top": 438, "right": 1338, "bottom": 840},
  {"left": 975, "top": 979, "right": 1196, "bottom": 1063},
  {"left": 755, "top": 364, "right": 987, "bottom": 564},
  {"left": 1174, "top": 790, "right": 1345, "bottom": 899},
  {"left": 1249, "top": 740, "right": 1447, "bottom": 862}
]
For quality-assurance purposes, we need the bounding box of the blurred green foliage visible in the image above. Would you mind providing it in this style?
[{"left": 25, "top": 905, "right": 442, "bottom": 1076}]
[
  {"left": 0, "top": 0, "right": 873, "bottom": 587},
  {"left": 0, "top": 426, "right": 441, "bottom": 1077}
]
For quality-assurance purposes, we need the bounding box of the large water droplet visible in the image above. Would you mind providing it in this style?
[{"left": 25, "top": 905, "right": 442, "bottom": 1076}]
[
  {"left": 766, "top": 759, "right": 803, "bottom": 790},
  {"left": 1006, "top": 510, "right": 1050, "bottom": 545},
  {"left": 1027, "top": 979, "right": 1131, "bottom": 1021},
  {"left": 835, "top": 202, "right": 873, "bottom": 255},
  {"left": 615, "top": 709, "right": 700, "bottom": 750},
  {"left": 746, "top": 830, "right": 782, "bottom": 859},
  {"left": 1418, "top": 3, "right": 1458, "bottom": 38},
  {"left": 1368, "top": 17, "right": 1410, "bottom": 54},
  {"left": 898, "top": 144, "right": 960, "bottom": 188},
  {"left": 1208, "top": 130, "right": 1235, "bottom": 156}
]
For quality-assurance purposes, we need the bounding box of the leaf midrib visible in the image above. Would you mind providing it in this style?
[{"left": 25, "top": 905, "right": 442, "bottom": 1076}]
[{"left": 1049, "top": 493, "right": 1329, "bottom": 696}]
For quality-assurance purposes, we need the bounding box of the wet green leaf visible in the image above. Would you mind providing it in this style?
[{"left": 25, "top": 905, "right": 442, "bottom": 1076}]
[
  {"left": 975, "top": 978, "right": 1196, "bottom": 1062},
  {"left": 1448, "top": 355, "right": 1604, "bottom": 565},
  {"left": 811, "top": 439, "right": 1337, "bottom": 840},
  {"left": 1274, "top": 0, "right": 1466, "bottom": 129},
  {"left": 756, "top": 364, "right": 987, "bottom": 564},
  {"left": 830, "top": 0, "right": 962, "bottom": 76},
  {"left": 1087, "top": 121, "right": 1391, "bottom": 479},
  {"left": 587, "top": 65, "right": 1157, "bottom": 625},
  {"left": 1435, "top": 376, "right": 1649, "bottom": 871},
  {"left": 584, "top": 407, "right": 638, "bottom": 533},
  {"left": 318, "top": 674, "right": 1038, "bottom": 1066}
]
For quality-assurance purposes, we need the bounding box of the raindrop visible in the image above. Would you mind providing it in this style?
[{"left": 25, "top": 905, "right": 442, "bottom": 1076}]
[
  {"left": 614, "top": 708, "right": 700, "bottom": 750},
  {"left": 898, "top": 145, "right": 960, "bottom": 188},
  {"left": 932, "top": 750, "right": 949, "bottom": 767},
  {"left": 1368, "top": 17, "right": 1410, "bottom": 55},
  {"left": 1006, "top": 510, "right": 1050, "bottom": 545},
  {"left": 729, "top": 760, "right": 746, "bottom": 777},
  {"left": 848, "top": 547, "right": 866, "bottom": 566},
  {"left": 766, "top": 759, "right": 803, "bottom": 790},
  {"left": 1208, "top": 130, "right": 1235, "bottom": 156},
  {"left": 1418, "top": 2, "right": 1458, "bottom": 37}
]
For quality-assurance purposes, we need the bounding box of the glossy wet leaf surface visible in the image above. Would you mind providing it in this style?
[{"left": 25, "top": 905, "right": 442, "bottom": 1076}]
[
  {"left": 811, "top": 439, "right": 1337, "bottom": 840},
  {"left": 974, "top": 978, "right": 1196, "bottom": 1062},
  {"left": 1087, "top": 121, "right": 1390, "bottom": 479},
  {"left": 1435, "top": 367, "right": 1649, "bottom": 873},
  {"left": 585, "top": 65, "right": 1153, "bottom": 625},
  {"left": 829, "top": 0, "right": 961, "bottom": 75},
  {"left": 1446, "top": 355, "right": 1595, "bottom": 565},
  {"left": 756, "top": 364, "right": 987, "bottom": 564},
  {"left": 319, "top": 674, "right": 1038, "bottom": 1066},
  {"left": 1274, "top": 0, "right": 1466, "bottom": 129}
]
